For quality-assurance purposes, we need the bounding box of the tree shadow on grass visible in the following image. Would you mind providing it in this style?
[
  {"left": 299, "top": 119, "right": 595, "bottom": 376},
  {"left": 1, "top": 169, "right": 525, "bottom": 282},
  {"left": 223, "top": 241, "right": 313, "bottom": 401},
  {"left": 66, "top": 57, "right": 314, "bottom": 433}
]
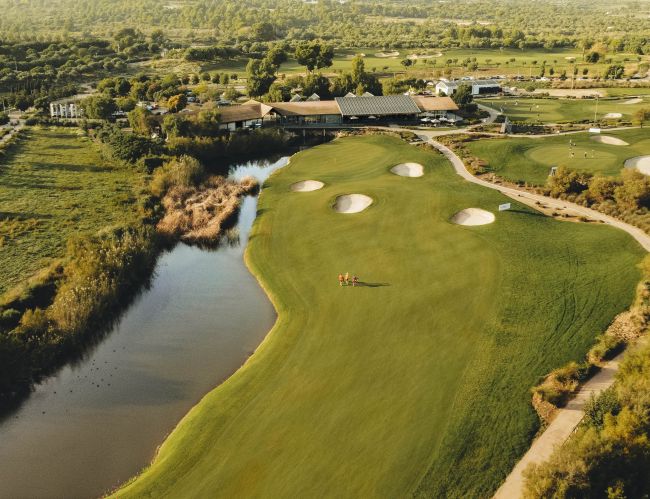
[{"left": 509, "top": 208, "right": 546, "bottom": 218}]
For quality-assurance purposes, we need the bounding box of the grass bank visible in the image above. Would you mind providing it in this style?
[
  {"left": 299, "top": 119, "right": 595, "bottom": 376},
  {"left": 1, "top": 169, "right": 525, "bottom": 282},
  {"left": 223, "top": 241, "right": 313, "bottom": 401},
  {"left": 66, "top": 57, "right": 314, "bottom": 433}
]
[
  {"left": 114, "top": 135, "right": 644, "bottom": 498},
  {"left": 0, "top": 127, "right": 147, "bottom": 295}
]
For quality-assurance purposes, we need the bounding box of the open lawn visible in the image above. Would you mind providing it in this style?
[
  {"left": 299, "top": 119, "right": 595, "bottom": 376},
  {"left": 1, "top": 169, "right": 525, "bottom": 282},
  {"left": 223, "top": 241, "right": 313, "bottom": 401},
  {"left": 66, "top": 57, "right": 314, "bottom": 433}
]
[
  {"left": 604, "top": 87, "right": 650, "bottom": 97},
  {"left": 467, "top": 128, "right": 650, "bottom": 185},
  {"left": 478, "top": 96, "right": 649, "bottom": 123},
  {"left": 114, "top": 135, "right": 644, "bottom": 498},
  {"left": 0, "top": 128, "right": 144, "bottom": 296},
  {"left": 186, "top": 47, "right": 646, "bottom": 80}
]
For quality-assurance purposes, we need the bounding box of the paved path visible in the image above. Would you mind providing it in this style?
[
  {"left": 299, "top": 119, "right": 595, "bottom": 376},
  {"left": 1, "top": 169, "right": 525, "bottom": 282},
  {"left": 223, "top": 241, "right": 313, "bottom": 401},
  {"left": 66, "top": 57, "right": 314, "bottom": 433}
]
[{"left": 477, "top": 102, "right": 501, "bottom": 124}]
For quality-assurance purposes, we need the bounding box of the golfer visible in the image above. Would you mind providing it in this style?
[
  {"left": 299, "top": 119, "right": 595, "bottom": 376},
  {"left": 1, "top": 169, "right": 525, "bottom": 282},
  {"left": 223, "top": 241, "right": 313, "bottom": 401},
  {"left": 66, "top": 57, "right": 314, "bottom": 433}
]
[
  {"left": 344, "top": 272, "right": 350, "bottom": 285},
  {"left": 338, "top": 273, "right": 344, "bottom": 286}
]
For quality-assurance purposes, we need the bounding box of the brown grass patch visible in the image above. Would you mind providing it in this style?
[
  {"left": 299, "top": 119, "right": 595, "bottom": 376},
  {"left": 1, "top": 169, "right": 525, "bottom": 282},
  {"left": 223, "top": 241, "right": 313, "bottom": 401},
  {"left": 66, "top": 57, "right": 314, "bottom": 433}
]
[{"left": 156, "top": 175, "right": 258, "bottom": 244}]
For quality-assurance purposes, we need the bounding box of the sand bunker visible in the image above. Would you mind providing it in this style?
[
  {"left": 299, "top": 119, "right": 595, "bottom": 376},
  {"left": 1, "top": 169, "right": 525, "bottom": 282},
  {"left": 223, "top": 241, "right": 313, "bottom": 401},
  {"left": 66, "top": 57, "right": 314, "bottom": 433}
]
[
  {"left": 291, "top": 180, "right": 324, "bottom": 192},
  {"left": 451, "top": 208, "right": 495, "bottom": 226},
  {"left": 590, "top": 135, "right": 629, "bottom": 146},
  {"left": 533, "top": 89, "right": 604, "bottom": 98},
  {"left": 625, "top": 156, "right": 650, "bottom": 176},
  {"left": 375, "top": 51, "right": 400, "bottom": 58},
  {"left": 407, "top": 53, "right": 442, "bottom": 60},
  {"left": 603, "top": 112, "right": 623, "bottom": 119},
  {"left": 390, "top": 162, "right": 424, "bottom": 177},
  {"left": 623, "top": 98, "right": 643, "bottom": 105},
  {"left": 333, "top": 194, "right": 373, "bottom": 214}
]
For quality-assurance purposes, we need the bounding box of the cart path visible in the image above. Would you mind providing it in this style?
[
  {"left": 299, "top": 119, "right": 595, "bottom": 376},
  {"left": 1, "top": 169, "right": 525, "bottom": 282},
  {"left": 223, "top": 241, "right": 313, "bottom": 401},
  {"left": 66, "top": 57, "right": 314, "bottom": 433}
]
[
  {"left": 425, "top": 138, "right": 650, "bottom": 251},
  {"left": 493, "top": 356, "right": 621, "bottom": 498}
]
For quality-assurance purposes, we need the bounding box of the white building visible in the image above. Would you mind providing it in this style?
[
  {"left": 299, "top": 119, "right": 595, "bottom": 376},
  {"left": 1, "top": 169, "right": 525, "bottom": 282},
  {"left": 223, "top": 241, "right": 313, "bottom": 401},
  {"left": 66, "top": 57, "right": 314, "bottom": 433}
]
[
  {"left": 435, "top": 80, "right": 459, "bottom": 96},
  {"left": 435, "top": 79, "right": 501, "bottom": 97},
  {"left": 50, "top": 102, "right": 83, "bottom": 119},
  {"left": 470, "top": 79, "right": 501, "bottom": 95}
]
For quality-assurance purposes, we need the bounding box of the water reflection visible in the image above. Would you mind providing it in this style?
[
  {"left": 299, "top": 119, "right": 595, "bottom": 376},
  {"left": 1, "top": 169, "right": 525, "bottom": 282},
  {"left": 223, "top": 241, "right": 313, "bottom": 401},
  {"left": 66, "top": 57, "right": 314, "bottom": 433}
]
[{"left": 0, "top": 156, "right": 288, "bottom": 498}]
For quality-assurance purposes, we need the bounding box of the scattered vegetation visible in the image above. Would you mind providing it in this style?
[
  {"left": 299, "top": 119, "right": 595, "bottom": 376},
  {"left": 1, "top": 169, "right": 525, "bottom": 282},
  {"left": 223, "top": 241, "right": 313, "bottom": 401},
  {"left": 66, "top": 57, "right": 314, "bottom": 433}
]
[
  {"left": 0, "top": 225, "right": 158, "bottom": 400},
  {"left": 0, "top": 128, "right": 159, "bottom": 402},
  {"left": 524, "top": 334, "right": 650, "bottom": 497}
]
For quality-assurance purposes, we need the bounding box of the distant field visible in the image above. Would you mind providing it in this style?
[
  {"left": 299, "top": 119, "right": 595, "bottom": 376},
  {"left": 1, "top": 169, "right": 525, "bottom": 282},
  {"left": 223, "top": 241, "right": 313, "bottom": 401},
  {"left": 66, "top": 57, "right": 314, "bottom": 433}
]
[
  {"left": 182, "top": 47, "right": 647, "bottom": 80},
  {"left": 604, "top": 87, "right": 650, "bottom": 97},
  {"left": 114, "top": 135, "right": 644, "bottom": 498},
  {"left": 0, "top": 128, "right": 144, "bottom": 296},
  {"left": 478, "top": 96, "right": 649, "bottom": 123},
  {"left": 466, "top": 128, "right": 650, "bottom": 185}
]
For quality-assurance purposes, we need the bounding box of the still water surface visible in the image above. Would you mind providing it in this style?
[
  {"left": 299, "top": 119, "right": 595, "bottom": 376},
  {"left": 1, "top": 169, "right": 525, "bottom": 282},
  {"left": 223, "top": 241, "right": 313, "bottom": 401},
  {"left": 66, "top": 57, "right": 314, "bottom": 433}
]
[{"left": 0, "top": 157, "right": 288, "bottom": 498}]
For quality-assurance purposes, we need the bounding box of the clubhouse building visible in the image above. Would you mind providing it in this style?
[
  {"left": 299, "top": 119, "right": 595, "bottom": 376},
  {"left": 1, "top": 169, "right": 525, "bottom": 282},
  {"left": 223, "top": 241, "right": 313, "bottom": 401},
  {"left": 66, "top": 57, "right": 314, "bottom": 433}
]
[{"left": 214, "top": 94, "right": 460, "bottom": 130}]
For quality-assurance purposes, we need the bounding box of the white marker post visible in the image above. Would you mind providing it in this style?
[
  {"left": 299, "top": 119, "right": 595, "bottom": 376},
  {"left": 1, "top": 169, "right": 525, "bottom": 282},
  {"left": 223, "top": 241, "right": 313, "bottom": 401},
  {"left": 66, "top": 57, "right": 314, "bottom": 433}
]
[{"left": 498, "top": 203, "right": 511, "bottom": 211}]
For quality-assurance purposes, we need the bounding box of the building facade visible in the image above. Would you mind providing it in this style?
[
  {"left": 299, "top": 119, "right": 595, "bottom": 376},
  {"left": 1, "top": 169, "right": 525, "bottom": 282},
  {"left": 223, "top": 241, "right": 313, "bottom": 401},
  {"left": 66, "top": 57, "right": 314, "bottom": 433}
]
[
  {"left": 214, "top": 95, "right": 459, "bottom": 129},
  {"left": 50, "top": 102, "right": 83, "bottom": 119}
]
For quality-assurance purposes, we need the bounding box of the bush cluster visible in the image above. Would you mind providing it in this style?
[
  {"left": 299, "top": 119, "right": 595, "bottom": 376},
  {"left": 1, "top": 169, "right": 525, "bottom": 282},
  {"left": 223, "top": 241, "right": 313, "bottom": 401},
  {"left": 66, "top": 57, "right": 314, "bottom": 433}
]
[{"left": 0, "top": 225, "right": 159, "bottom": 401}]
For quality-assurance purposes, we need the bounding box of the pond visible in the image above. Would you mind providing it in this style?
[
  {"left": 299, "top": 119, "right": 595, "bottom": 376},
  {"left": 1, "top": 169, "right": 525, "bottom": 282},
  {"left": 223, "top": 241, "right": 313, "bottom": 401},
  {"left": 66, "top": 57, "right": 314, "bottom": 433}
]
[{"left": 0, "top": 156, "right": 289, "bottom": 498}]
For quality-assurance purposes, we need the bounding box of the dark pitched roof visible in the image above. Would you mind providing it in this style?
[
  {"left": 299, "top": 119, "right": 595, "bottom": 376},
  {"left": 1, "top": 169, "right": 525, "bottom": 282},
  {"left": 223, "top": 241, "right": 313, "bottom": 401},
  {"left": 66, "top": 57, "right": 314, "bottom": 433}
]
[
  {"left": 472, "top": 79, "right": 501, "bottom": 86},
  {"left": 335, "top": 95, "right": 421, "bottom": 117}
]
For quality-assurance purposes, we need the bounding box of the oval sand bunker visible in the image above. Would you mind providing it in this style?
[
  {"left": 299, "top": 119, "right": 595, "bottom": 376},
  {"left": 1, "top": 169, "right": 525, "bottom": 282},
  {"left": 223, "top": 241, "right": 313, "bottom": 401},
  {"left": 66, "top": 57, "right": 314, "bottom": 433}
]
[
  {"left": 391, "top": 162, "right": 424, "bottom": 177},
  {"left": 451, "top": 208, "right": 495, "bottom": 226},
  {"left": 625, "top": 156, "right": 650, "bottom": 176},
  {"left": 590, "top": 135, "right": 629, "bottom": 146},
  {"left": 333, "top": 194, "right": 373, "bottom": 214},
  {"left": 291, "top": 180, "right": 324, "bottom": 192}
]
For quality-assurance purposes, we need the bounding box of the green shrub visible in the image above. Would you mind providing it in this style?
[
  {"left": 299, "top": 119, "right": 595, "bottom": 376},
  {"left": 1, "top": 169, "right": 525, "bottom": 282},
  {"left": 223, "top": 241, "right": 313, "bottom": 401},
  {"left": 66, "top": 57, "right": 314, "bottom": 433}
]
[
  {"left": 589, "top": 334, "right": 626, "bottom": 364},
  {"left": 151, "top": 155, "right": 205, "bottom": 197},
  {"left": 583, "top": 387, "right": 620, "bottom": 429}
]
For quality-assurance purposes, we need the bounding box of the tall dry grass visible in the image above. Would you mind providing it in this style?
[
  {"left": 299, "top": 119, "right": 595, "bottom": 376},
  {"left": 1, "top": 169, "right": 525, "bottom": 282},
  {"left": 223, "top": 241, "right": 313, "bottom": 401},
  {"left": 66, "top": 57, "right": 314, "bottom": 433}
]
[{"left": 156, "top": 175, "right": 258, "bottom": 244}]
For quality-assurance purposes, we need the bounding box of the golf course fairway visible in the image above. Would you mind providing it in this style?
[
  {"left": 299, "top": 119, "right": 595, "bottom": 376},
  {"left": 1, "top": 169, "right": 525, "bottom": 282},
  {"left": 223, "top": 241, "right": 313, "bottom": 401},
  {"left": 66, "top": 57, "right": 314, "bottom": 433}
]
[{"left": 114, "top": 135, "right": 645, "bottom": 498}]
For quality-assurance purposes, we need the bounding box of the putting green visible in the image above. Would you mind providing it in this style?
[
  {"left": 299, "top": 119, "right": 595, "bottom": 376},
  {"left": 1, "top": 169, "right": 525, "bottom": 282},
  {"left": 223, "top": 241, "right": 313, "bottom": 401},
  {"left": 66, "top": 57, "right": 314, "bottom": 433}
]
[
  {"left": 114, "top": 136, "right": 644, "bottom": 498},
  {"left": 478, "top": 97, "right": 648, "bottom": 123},
  {"left": 467, "top": 128, "right": 650, "bottom": 185}
]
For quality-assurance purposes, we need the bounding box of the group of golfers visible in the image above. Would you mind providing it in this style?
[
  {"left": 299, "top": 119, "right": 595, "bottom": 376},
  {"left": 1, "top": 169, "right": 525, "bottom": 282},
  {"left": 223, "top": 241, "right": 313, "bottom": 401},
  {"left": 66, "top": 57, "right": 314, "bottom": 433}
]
[
  {"left": 338, "top": 272, "right": 359, "bottom": 287},
  {"left": 569, "top": 140, "right": 595, "bottom": 159}
]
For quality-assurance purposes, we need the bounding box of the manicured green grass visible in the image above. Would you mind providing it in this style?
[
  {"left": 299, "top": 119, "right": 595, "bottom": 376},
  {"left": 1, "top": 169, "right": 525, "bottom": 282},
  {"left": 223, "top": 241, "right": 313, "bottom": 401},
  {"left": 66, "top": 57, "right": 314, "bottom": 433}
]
[
  {"left": 604, "top": 87, "right": 650, "bottom": 97},
  {"left": 114, "top": 135, "right": 644, "bottom": 498},
  {"left": 467, "top": 128, "right": 650, "bottom": 185},
  {"left": 0, "top": 127, "right": 144, "bottom": 296},
  {"left": 478, "top": 96, "right": 649, "bottom": 123},
  {"left": 200, "top": 47, "right": 645, "bottom": 79}
]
